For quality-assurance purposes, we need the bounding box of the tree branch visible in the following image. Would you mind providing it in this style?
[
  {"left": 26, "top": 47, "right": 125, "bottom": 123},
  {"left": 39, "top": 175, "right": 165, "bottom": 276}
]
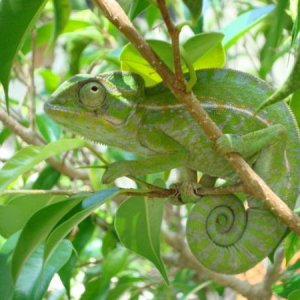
[
  {"left": 93, "top": 0, "right": 300, "bottom": 235},
  {"left": 0, "top": 108, "right": 88, "bottom": 180}
]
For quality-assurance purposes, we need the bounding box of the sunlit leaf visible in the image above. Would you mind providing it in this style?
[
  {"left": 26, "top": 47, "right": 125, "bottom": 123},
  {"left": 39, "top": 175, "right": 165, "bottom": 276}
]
[
  {"left": 0, "top": 139, "right": 86, "bottom": 191},
  {"left": 120, "top": 33, "right": 225, "bottom": 86},
  {"left": 285, "top": 231, "right": 300, "bottom": 265},
  {"left": 221, "top": 4, "right": 275, "bottom": 49}
]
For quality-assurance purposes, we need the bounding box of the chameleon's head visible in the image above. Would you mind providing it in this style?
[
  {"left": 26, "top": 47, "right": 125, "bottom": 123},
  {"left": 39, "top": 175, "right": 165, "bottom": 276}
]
[{"left": 44, "top": 72, "right": 144, "bottom": 144}]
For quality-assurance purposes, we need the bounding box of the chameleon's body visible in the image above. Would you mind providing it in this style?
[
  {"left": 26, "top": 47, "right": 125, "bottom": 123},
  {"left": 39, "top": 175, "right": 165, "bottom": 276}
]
[{"left": 45, "top": 69, "right": 300, "bottom": 274}]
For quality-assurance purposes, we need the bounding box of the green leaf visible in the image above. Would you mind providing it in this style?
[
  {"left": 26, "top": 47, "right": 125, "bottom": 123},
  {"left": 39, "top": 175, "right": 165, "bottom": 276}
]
[
  {"left": 115, "top": 197, "right": 168, "bottom": 283},
  {"left": 44, "top": 188, "right": 119, "bottom": 262},
  {"left": 0, "top": 194, "right": 66, "bottom": 238},
  {"left": 32, "top": 165, "right": 61, "bottom": 190},
  {"left": 59, "top": 217, "right": 94, "bottom": 296},
  {"left": 290, "top": 89, "right": 300, "bottom": 127},
  {"left": 289, "top": 289, "right": 300, "bottom": 300},
  {"left": 183, "top": 0, "right": 202, "bottom": 24},
  {"left": 13, "top": 245, "right": 44, "bottom": 299},
  {"left": 32, "top": 240, "right": 72, "bottom": 300},
  {"left": 129, "top": 0, "right": 150, "bottom": 20},
  {"left": 0, "top": 127, "right": 12, "bottom": 144},
  {"left": 21, "top": 19, "right": 92, "bottom": 54},
  {"left": 182, "top": 33, "right": 225, "bottom": 69},
  {"left": 285, "top": 231, "right": 300, "bottom": 265},
  {"left": 11, "top": 194, "right": 87, "bottom": 281},
  {"left": 36, "top": 114, "right": 62, "bottom": 142},
  {"left": 37, "top": 68, "right": 61, "bottom": 93},
  {"left": 0, "top": 0, "right": 48, "bottom": 108},
  {"left": 13, "top": 239, "right": 72, "bottom": 300},
  {"left": 259, "top": 0, "right": 289, "bottom": 78},
  {"left": 291, "top": 0, "right": 300, "bottom": 45},
  {"left": 102, "top": 248, "right": 129, "bottom": 283},
  {"left": 52, "top": 0, "right": 71, "bottom": 44},
  {"left": 120, "top": 33, "right": 225, "bottom": 86},
  {"left": 0, "top": 138, "right": 86, "bottom": 191},
  {"left": 221, "top": 5, "right": 275, "bottom": 49},
  {"left": 0, "top": 233, "right": 20, "bottom": 300}
]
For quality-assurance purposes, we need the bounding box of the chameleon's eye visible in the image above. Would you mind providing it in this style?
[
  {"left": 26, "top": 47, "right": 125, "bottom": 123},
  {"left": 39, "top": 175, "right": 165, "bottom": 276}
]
[{"left": 79, "top": 81, "right": 106, "bottom": 111}]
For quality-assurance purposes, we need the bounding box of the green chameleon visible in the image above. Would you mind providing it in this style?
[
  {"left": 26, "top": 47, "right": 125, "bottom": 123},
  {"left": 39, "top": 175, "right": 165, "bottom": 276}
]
[{"left": 45, "top": 69, "right": 300, "bottom": 274}]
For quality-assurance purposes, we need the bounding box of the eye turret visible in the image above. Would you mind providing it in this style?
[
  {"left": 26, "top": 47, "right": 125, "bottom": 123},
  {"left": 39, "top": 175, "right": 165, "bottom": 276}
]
[{"left": 79, "top": 81, "right": 106, "bottom": 111}]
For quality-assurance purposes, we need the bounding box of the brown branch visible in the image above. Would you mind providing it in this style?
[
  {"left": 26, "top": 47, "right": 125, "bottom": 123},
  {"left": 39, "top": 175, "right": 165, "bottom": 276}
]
[
  {"left": 0, "top": 108, "right": 88, "bottom": 180},
  {"left": 93, "top": 0, "right": 300, "bottom": 235}
]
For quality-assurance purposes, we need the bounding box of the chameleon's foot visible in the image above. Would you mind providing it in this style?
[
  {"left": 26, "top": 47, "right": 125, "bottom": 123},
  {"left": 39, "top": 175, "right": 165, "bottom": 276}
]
[
  {"left": 169, "top": 182, "right": 201, "bottom": 205},
  {"left": 102, "top": 161, "right": 132, "bottom": 183},
  {"left": 216, "top": 134, "right": 242, "bottom": 155}
]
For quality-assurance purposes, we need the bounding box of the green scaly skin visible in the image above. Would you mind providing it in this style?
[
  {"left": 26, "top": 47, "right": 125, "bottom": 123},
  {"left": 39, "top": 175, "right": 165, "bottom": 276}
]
[{"left": 45, "top": 69, "right": 300, "bottom": 274}]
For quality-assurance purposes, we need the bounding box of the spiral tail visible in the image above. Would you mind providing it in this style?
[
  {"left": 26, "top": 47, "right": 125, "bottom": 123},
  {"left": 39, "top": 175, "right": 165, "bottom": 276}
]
[{"left": 186, "top": 195, "right": 285, "bottom": 274}]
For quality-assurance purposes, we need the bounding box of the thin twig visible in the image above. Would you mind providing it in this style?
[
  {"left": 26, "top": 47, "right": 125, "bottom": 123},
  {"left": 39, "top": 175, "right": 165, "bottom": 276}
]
[
  {"left": 29, "top": 29, "right": 37, "bottom": 131},
  {"left": 0, "top": 189, "right": 78, "bottom": 196}
]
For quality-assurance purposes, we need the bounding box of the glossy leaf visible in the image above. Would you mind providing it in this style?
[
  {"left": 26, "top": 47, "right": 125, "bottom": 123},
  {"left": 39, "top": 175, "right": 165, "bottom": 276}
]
[
  {"left": 0, "top": 194, "right": 66, "bottom": 238},
  {"left": 129, "top": 0, "right": 150, "bottom": 20},
  {"left": 32, "top": 240, "right": 73, "bottom": 300},
  {"left": 115, "top": 197, "right": 168, "bottom": 283},
  {"left": 52, "top": 0, "right": 71, "bottom": 44},
  {"left": 32, "top": 165, "right": 61, "bottom": 190},
  {"left": 59, "top": 217, "right": 94, "bottom": 296},
  {"left": 11, "top": 194, "right": 87, "bottom": 281},
  {"left": 285, "top": 231, "right": 300, "bottom": 265},
  {"left": 0, "top": 139, "right": 86, "bottom": 191},
  {"left": 44, "top": 188, "right": 119, "bottom": 262},
  {"left": 183, "top": 0, "right": 202, "bottom": 24},
  {"left": 182, "top": 33, "right": 225, "bottom": 69},
  {"left": 221, "top": 5, "right": 275, "bottom": 49},
  {"left": 0, "top": 0, "right": 48, "bottom": 107},
  {"left": 120, "top": 33, "right": 225, "bottom": 86}
]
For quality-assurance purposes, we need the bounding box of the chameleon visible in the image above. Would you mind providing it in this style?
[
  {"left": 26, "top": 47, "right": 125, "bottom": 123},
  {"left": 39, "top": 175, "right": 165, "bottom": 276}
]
[{"left": 44, "top": 69, "right": 300, "bottom": 274}]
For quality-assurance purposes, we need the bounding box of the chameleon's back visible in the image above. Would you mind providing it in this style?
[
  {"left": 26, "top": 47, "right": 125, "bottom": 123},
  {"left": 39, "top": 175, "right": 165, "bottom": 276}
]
[{"left": 144, "top": 69, "right": 300, "bottom": 273}]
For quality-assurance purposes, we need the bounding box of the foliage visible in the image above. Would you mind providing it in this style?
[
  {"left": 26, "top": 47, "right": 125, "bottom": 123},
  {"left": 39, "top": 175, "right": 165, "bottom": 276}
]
[{"left": 0, "top": 0, "right": 300, "bottom": 299}]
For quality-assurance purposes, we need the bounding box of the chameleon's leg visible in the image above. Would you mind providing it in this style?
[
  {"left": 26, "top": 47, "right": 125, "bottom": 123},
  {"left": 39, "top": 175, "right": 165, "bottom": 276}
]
[
  {"left": 187, "top": 124, "right": 289, "bottom": 274},
  {"left": 216, "top": 124, "right": 287, "bottom": 158},
  {"left": 102, "top": 127, "right": 189, "bottom": 183}
]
